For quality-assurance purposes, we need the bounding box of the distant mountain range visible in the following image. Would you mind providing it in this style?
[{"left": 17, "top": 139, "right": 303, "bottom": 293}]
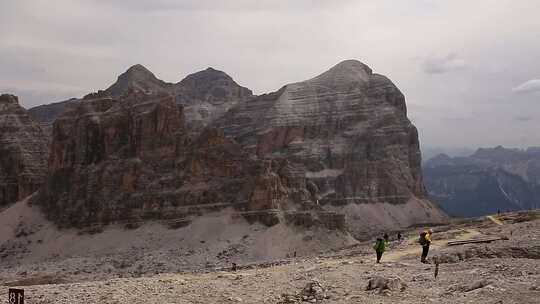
[
  {"left": 421, "top": 146, "right": 476, "bottom": 162},
  {"left": 423, "top": 146, "right": 540, "bottom": 217}
]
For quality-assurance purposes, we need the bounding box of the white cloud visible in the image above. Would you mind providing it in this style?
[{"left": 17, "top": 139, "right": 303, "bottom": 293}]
[
  {"left": 512, "top": 79, "right": 540, "bottom": 94},
  {"left": 422, "top": 54, "right": 468, "bottom": 74}
]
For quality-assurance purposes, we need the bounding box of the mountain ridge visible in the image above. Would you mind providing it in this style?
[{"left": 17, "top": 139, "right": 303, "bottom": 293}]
[{"left": 424, "top": 146, "right": 540, "bottom": 217}]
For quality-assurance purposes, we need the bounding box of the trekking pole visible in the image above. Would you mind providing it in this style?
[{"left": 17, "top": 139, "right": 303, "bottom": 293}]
[{"left": 434, "top": 257, "right": 439, "bottom": 279}]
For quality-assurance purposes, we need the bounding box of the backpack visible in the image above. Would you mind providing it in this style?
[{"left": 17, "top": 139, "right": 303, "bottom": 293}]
[
  {"left": 373, "top": 239, "right": 385, "bottom": 252},
  {"left": 419, "top": 232, "right": 428, "bottom": 245}
]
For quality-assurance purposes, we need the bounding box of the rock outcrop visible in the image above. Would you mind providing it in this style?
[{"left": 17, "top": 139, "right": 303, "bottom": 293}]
[
  {"left": 0, "top": 94, "right": 48, "bottom": 207},
  {"left": 35, "top": 60, "right": 446, "bottom": 236}
]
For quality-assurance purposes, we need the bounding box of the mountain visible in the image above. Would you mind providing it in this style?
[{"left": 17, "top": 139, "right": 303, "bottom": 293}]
[
  {"left": 421, "top": 146, "right": 475, "bottom": 162},
  {"left": 31, "top": 60, "right": 446, "bottom": 237},
  {"left": 174, "top": 67, "right": 253, "bottom": 130},
  {"left": 214, "top": 60, "right": 446, "bottom": 236},
  {"left": 424, "top": 146, "right": 540, "bottom": 217},
  {"left": 0, "top": 94, "right": 48, "bottom": 207},
  {"left": 104, "top": 64, "right": 172, "bottom": 96},
  {"left": 27, "top": 65, "right": 252, "bottom": 137}
]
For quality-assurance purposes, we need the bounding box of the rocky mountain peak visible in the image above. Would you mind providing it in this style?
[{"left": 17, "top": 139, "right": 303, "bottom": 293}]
[
  {"left": 307, "top": 59, "right": 373, "bottom": 86},
  {"left": 472, "top": 146, "right": 525, "bottom": 163},
  {"left": 0, "top": 94, "right": 20, "bottom": 109},
  {"left": 104, "top": 64, "right": 171, "bottom": 96},
  {"left": 330, "top": 59, "right": 373, "bottom": 73},
  {"left": 125, "top": 63, "right": 152, "bottom": 74},
  {"left": 177, "top": 67, "right": 234, "bottom": 86},
  {"left": 174, "top": 67, "right": 253, "bottom": 129},
  {"left": 424, "top": 153, "right": 453, "bottom": 168}
]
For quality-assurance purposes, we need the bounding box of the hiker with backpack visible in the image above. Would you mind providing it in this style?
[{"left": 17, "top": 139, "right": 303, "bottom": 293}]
[
  {"left": 373, "top": 237, "right": 387, "bottom": 263},
  {"left": 419, "top": 229, "right": 433, "bottom": 263}
]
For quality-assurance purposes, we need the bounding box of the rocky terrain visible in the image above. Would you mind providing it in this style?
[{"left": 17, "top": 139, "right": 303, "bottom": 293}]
[
  {"left": 424, "top": 146, "right": 540, "bottom": 217},
  {"left": 0, "top": 94, "right": 48, "bottom": 208},
  {"left": 0, "top": 199, "right": 538, "bottom": 303}
]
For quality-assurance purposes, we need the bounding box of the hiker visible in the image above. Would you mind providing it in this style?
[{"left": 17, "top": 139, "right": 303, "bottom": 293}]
[
  {"left": 397, "top": 232, "right": 402, "bottom": 241},
  {"left": 419, "top": 229, "right": 433, "bottom": 263},
  {"left": 383, "top": 233, "right": 389, "bottom": 243},
  {"left": 373, "top": 237, "right": 386, "bottom": 263}
]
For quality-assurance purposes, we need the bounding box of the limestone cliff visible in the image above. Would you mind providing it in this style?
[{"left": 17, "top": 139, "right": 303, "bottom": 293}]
[
  {"left": 0, "top": 94, "right": 48, "bottom": 207},
  {"left": 35, "top": 60, "right": 446, "bottom": 236},
  {"left": 216, "top": 60, "right": 445, "bottom": 235}
]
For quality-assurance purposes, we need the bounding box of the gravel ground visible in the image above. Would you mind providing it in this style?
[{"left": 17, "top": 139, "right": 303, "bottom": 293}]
[{"left": 1, "top": 211, "right": 539, "bottom": 303}]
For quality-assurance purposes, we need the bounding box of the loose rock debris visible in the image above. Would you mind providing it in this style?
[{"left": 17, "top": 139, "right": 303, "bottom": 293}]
[
  {"left": 448, "top": 279, "right": 493, "bottom": 293},
  {"left": 366, "top": 275, "right": 407, "bottom": 294},
  {"left": 278, "top": 280, "right": 329, "bottom": 303}
]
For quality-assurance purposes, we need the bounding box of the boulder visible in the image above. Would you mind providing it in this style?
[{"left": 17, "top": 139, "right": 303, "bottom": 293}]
[{"left": 366, "top": 276, "right": 407, "bottom": 292}]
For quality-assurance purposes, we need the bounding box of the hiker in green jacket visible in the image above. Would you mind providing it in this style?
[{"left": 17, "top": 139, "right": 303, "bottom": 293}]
[{"left": 373, "top": 237, "right": 387, "bottom": 263}]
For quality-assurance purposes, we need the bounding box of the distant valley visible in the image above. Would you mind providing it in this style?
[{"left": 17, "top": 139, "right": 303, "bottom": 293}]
[{"left": 423, "top": 146, "right": 540, "bottom": 217}]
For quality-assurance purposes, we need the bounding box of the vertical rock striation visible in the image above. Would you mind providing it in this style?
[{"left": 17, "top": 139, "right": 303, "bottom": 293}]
[
  {"left": 218, "top": 60, "right": 426, "bottom": 202},
  {"left": 0, "top": 94, "right": 48, "bottom": 207},
  {"left": 216, "top": 60, "right": 445, "bottom": 235}
]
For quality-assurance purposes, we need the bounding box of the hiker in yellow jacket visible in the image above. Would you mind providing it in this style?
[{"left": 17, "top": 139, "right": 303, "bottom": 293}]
[{"left": 419, "top": 229, "right": 433, "bottom": 263}]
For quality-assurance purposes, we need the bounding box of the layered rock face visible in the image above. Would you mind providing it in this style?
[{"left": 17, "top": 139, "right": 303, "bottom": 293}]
[
  {"left": 41, "top": 92, "right": 185, "bottom": 226},
  {"left": 215, "top": 60, "right": 443, "bottom": 235},
  {"left": 37, "top": 91, "right": 301, "bottom": 228},
  {"left": 424, "top": 146, "right": 540, "bottom": 217},
  {"left": 35, "top": 60, "right": 445, "bottom": 236},
  {"left": 0, "top": 94, "right": 48, "bottom": 207}
]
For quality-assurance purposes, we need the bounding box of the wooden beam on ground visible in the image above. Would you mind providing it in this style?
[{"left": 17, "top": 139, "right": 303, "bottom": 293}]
[{"left": 447, "top": 237, "right": 508, "bottom": 246}]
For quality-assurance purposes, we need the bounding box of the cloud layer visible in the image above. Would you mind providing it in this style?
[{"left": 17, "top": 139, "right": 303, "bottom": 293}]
[
  {"left": 512, "top": 79, "right": 540, "bottom": 94},
  {"left": 422, "top": 54, "right": 468, "bottom": 74},
  {"left": 1, "top": 0, "right": 540, "bottom": 150}
]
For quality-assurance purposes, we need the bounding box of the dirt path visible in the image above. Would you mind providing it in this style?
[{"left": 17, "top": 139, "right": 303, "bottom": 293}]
[
  {"left": 381, "top": 228, "right": 483, "bottom": 262},
  {"left": 313, "top": 228, "right": 484, "bottom": 269},
  {"left": 487, "top": 215, "right": 504, "bottom": 226}
]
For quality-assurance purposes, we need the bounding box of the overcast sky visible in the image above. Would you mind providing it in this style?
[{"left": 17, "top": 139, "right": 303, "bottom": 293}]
[{"left": 1, "top": 0, "right": 539, "bottom": 151}]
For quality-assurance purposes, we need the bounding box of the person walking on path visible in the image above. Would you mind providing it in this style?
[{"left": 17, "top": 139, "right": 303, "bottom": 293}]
[
  {"left": 373, "top": 237, "right": 387, "bottom": 263},
  {"left": 419, "top": 229, "right": 433, "bottom": 263}
]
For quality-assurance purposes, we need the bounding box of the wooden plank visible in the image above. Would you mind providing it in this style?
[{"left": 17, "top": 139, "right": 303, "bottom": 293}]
[{"left": 447, "top": 237, "right": 508, "bottom": 246}]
